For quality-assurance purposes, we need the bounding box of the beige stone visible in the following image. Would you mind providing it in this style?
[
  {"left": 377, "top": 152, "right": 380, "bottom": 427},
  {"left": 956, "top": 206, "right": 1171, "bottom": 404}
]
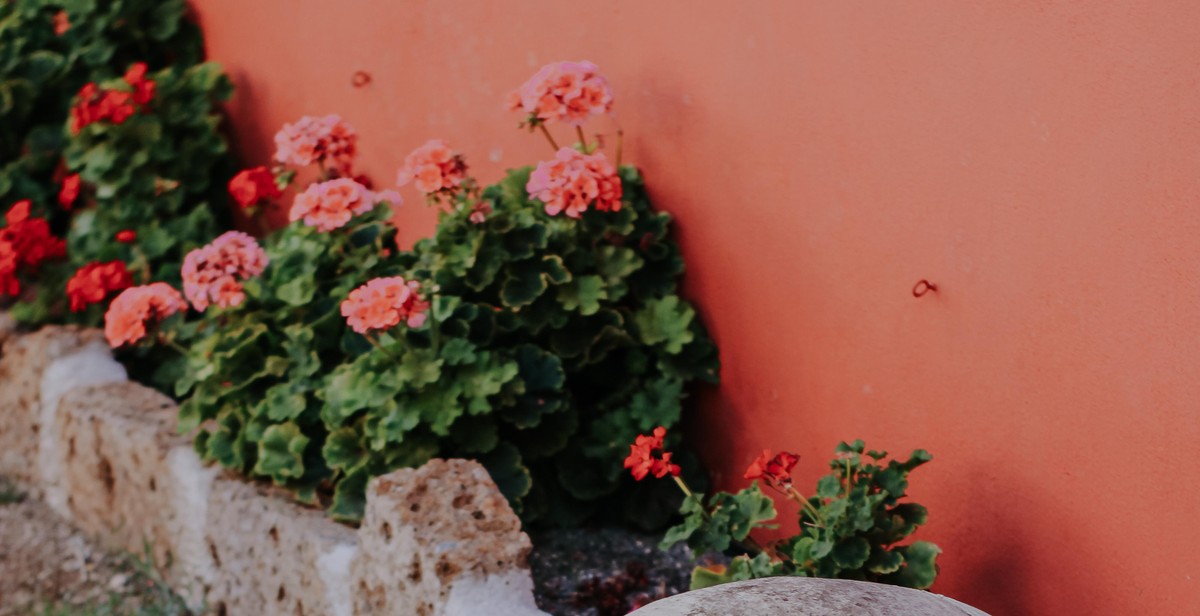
[
  {"left": 55, "top": 382, "right": 211, "bottom": 598},
  {"left": 204, "top": 476, "right": 358, "bottom": 616},
  {"left": 629, "top": 577, "right": 991, "bottom": 616},
  {"left": 0, "top": 326, "right": 106, "bottom": 490},
  {"left": 0, "top": 326, "right": 548, "bottom": 615},
  {"left": 352, "top": 459, "right": 544, "bottom": 616}
]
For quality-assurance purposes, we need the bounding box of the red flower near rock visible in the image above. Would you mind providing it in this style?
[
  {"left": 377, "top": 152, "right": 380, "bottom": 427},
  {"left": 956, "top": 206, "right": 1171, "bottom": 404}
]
[
  {"left": 623, "top": 426, "right": 681, "bottom": 481},
  {"left": 66, "top": 261, "right": 133, "bottom": 312},
  {"left": 744, "top": 449, "right": 800, "bottom": 485},
  {"left": 0, "top": 200, "right": 66, "bottom": 276},
  {"left": 228, "top": 166, "right": 282, "bottom": 208},
  {"left": 59, "top": 173, "right": 81, "bottom": 209},
  {"left": 104, "top": 283, "right": 187, "bottom": 348}
]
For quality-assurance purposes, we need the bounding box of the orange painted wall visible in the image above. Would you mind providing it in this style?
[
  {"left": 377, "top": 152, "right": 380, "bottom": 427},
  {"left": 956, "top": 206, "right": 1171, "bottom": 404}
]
[{"left": 190, "top": 2, "right": 1200, "bottom": 614}]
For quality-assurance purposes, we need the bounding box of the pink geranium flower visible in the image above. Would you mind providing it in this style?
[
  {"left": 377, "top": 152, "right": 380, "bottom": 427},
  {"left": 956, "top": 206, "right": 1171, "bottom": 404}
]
[
  {"left": 181, "top": 231, "right": 268, "bottom": 312},
  {"left": 511, "top": 61, "right": 614, "bottom": 127},
  {"left": 273, "top": 114, "right": 358, "bottom": 175},
  {"left": 526, "top": 147, "right": 622, "bottom": 218},
  {"left": 396, "top": 139, "right": 467, "bottom": 198},
  {"left": 289, "top": 178, "right": 398, "bottom": 232},
  {"left": 341, "top": 276, "right": 429, "bottom": 334},
  {"left": 104, "top": 283, "right": 187, "bottom": 348}
]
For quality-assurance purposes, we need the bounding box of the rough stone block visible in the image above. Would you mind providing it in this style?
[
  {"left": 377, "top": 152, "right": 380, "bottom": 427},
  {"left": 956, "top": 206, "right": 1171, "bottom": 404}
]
[
  {"left": 352, "top": 459, "right": 545, "bottom": 616},
  {"left": 0, "top": 326, "right": 107, "bottom": 490},
  {"left": 203, "top": 476, "right": 358, "bottom": 616},
  {"left": 0, "top": 325, "right": 550, "bottom": 615},
  {"left": 629, "top": 577, "right": 992, "bottom": 616},
  {"left": 55, "top": 381, "right": 213, "bottom": 600}
]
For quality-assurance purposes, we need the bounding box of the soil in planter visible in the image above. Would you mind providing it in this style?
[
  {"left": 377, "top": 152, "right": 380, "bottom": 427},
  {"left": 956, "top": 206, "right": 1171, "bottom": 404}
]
[
  {"left": 528, "top": 526, "right": 726, "bottom": 616},
  {"left": 0, "top": 478, "right": 190, "bottom": 615}
]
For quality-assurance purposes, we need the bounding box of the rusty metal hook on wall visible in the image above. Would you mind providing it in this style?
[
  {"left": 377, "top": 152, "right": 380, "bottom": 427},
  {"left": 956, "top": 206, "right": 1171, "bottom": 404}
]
[
  {"left": 351, "top": 70, "right": 372, "bottom": 88},
  {"left": 912, "top": 279, "right": 938, "bottom": 298}
]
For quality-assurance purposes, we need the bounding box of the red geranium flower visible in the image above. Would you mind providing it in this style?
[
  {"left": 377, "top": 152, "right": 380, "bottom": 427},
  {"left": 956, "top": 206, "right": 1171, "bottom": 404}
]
[
  {"left": 52, "top": 10, "right": 69, "bottom": 36},
  {"left": 623, "top": 426, "right": 681, "bottom": 481},
  {"left": 0, "top": 200, "right": 67, "bottom": 297},
  {"left": 115, "top": 229, "right": 136, "bottom": 243},
  {"left": 59, "top": 173, "right": 81, "bottom": 209},
  {"left": 744, "top": 449, "right": 800, "bottom": 485},
  {"left": 66, "top": 261, "right": 133, "bottom": 312},
  {"left": 123, "top": 62, "right": 155, "bottom": 106},
  {"left": 228, "top": 166, "right": 282, "bottom": 208}
]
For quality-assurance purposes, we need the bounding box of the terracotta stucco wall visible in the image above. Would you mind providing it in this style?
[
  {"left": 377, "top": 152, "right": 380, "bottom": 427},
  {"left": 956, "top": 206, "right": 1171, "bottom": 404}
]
[{"left": 190, "top": 2, "right": 1200, "bottom": 614}]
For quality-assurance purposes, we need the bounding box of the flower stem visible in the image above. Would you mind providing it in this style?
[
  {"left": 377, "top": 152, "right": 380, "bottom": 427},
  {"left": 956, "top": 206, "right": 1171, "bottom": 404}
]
[
  {"left": 538, "top": 123, "right": 560, "bottom": 151},
  {"left": 672, "top": 474, "right": 694, "bottom": 498},
  {"left": 366, "top": 333, "right": 401, "bottom": 361},
  {"left": 615, "top": 129, "right": 624, "bottom": 167},
  {"left": 785, "top": 484, "right": 826, "bottom": 526},
  {"left": 575, "top": 126, "right": 589, "bottom": 153}
]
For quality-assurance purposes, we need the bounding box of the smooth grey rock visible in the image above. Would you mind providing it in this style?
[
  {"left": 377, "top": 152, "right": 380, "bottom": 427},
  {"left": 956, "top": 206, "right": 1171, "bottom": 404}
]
[{"left": 630, "top": 577, "right": 991, "bottom": 616}]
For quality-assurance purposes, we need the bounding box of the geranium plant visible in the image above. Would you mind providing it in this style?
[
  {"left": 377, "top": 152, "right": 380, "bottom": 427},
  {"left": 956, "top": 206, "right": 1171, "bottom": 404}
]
[
  {"left": 0, "top": 0, "right": 204, "bottom": 215},
  {"left": 624, "top": 430, "right": 942, "bottom": 590},
  {"left": 1, "top": 2, "right": 235, "bottom": 337},
  {"left": 171, "top": 61, "right": 719, "bottom": 526}
]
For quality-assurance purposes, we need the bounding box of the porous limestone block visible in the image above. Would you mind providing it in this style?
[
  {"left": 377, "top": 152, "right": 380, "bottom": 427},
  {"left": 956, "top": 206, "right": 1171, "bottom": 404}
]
[
  {"left": 0, "top": 326, "right": 108, "bottom": 489},
  {"left": 629, "top": 577, "right": 992, "bottom": 616},
  {"left": 352, "top": 459, "right": 547, "bottom": 616},
  {"left": 55, "top": 381, "right": 217, "bottom": 601},
  {"left": 204, "top": 476, "right": 358, "bottom": 616},
  {"left": 39, "top": 343, "right": 129, "bottom": 518}
]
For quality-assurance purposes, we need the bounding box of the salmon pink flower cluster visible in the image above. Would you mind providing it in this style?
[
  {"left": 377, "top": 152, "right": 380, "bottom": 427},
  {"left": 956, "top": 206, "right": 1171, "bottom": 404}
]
[
  {"left": 526, "top": 148, "right": 622, "bottom": 218},
  {"left": 66, "top": 261, "right": 133, "bottom": 312},
  {"left": 340, "top": 276, "right": 429, "bottom": 334},
  {"left": 273, "top": 114, "right": 358, "bottom": 175},
  {"left": 228, "top": 166, "right": 282, "bottom": 208},
  {"left": 396, "top": 139, "right": 467, "bottom": 199},
  {"left": 181, "top": 231, "right": 269, "bottom": 312},
  {"left": 510, "top": 61, "right": 614, "bottom": 127},
  {"left": 744, "top": 449, "right": 800, "bottom": 486},
  {"left": 69, "top": 63, "right": 155, "bottom": 134},
  {"left": 289, "top": 178, "right": 399, "bottom": 232},
  {"left": 104, "top": 283, "right": 187, "bottom": 348},
  {"left": 0, "top": 200, "right": 67, "bottom": 296},
  {"left": 623, "top": 426, "right": 681, "bottom": 481}
]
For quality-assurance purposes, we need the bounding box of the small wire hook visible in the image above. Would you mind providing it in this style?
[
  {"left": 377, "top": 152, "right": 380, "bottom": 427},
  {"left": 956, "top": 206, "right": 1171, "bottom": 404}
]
[
  {"left": 912, "top": 279, "right": 938, "bottom": 298},
  {"left": 351, "top": 70, "right": 372, "bottom": 88}
]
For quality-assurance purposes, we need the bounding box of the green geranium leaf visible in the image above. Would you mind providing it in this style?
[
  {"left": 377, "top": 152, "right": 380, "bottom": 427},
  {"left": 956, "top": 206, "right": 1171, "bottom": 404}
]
[
  {"left": 633, "top": 296, "right": 695, "bottom": 353},
  {"left": 323, "top": 426, "right": 365, "bottom": 471},
  {"left": 254, "top": 423, "right": 309, "bottom": 483},
  {"left": 886, "top": 541, "right": 941, "bottom": 590},
  {"left": 558, "top": 274, "right": 607, "bottom": 315},
  {"left": 832, "top": 537, "right": 871, "bottom": 569}
]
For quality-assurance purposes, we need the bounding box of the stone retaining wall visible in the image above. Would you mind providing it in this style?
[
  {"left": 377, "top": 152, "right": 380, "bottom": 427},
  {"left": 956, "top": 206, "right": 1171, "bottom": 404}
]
[{"left": 0, "top": 324, "right": 546, "bottom": 616}]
